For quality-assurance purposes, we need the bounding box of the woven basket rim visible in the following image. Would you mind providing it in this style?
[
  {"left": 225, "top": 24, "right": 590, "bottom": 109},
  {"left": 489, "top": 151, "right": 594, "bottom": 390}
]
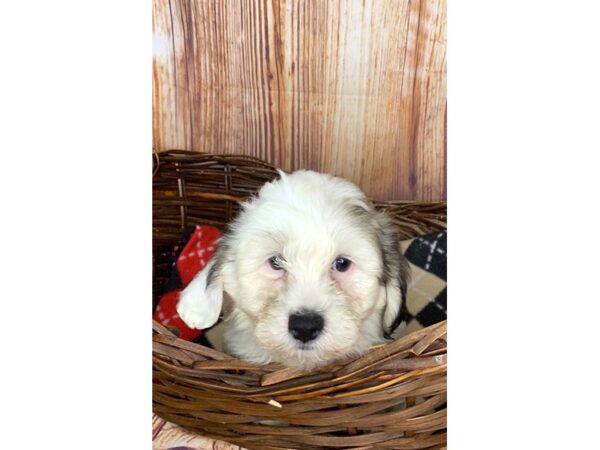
[
  {"left": 152, "top": 151, "right": 447, "bottom": 449},
  {"left": 153, "top": 318, "right": 447, "bottom": 374}
]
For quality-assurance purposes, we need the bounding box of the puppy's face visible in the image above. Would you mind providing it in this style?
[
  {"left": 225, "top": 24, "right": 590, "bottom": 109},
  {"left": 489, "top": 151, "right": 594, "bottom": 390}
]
[{"left": 213, "top": 171, "right": 408, "bottom": 370}]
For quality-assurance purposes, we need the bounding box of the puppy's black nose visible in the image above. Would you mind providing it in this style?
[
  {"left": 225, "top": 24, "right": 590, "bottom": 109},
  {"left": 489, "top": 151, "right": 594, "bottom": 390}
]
[{"left": 288, "top": 311, "right": 324, "bottom": 343}]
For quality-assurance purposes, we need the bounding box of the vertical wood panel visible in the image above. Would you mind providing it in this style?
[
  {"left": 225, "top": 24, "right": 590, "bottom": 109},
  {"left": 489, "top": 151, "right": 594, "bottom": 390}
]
[{"left": 152, "top": 0, "right": 446, "bottom": 201}]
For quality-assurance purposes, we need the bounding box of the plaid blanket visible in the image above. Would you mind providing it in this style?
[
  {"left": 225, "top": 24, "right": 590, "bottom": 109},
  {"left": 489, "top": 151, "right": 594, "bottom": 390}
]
[{"left": 153, "top": 227, "right": 447, "bottom": 349}]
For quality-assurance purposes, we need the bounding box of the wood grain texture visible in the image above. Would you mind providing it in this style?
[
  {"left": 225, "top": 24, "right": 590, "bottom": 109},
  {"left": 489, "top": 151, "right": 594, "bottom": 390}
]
[{"left": 153, "top": 0, "right": 446, "bottom": 201}]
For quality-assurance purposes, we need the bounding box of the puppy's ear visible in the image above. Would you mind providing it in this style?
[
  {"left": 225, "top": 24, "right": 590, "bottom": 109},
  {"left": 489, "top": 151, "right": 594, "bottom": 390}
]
[
  {"left": 177, "top": 256, "right": 224, "bottom": 330},
  {"left": 375, "top": 212, "right": 410, "bottom": 338}
]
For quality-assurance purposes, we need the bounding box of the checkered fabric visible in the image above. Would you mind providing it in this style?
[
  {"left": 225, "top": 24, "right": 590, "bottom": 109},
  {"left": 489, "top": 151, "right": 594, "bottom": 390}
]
[
  {"left": 155, "top": 228, "right": 447, "bottom": 350},
  {"left": 398, "top": 230, "right": 447, "bottom": 335}
]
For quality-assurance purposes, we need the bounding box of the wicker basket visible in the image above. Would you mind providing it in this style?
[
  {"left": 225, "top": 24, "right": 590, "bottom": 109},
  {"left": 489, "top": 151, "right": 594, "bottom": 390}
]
[{"left": 152, "top": 150, "right": 448, "bottom": 450}]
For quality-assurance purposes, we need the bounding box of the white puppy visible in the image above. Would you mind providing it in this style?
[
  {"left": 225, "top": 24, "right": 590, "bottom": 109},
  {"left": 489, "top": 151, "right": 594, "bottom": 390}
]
[{"left": 177, "top": 170, "right": 409, "bottom": 371}]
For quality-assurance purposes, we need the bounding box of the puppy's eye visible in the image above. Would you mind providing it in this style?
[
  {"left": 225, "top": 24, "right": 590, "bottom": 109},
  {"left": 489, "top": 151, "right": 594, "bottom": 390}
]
[
  {"left": 268, "top": 255, "right": 285, "bottom": 271},
  {"left": 332, "top": 257, "right": 352, "bottom": 272}
]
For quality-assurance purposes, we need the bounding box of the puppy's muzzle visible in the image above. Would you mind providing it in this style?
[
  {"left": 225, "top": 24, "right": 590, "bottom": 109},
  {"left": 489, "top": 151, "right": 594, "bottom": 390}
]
[{"left": 288, "top": 311, "right": 324, "bottom": 343}]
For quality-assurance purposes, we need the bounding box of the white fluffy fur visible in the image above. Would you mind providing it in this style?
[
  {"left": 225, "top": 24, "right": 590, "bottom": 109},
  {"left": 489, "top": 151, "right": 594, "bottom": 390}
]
[
  {"left": 177, "top": 170, "right": 404, "bottom": 371},
  {"left": 176, "top": 260, "right": 222, "bottom": 330}
]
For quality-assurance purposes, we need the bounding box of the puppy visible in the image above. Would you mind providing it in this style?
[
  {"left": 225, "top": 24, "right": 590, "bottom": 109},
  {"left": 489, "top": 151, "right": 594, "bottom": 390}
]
[{"left": 177, "top": 170, "right": 409, "bottom": 371}]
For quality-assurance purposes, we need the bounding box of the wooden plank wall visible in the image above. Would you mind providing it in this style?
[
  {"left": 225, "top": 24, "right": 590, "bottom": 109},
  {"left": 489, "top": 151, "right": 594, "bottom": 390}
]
[{"left": 153, "top": 0, "right": 446, "bottom": 201}]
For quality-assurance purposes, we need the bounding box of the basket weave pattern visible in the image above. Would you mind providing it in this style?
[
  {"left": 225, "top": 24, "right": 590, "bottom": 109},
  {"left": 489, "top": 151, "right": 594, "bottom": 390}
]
[{"left": 152, "top": 151, "right": 447, "bottom": 449}]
